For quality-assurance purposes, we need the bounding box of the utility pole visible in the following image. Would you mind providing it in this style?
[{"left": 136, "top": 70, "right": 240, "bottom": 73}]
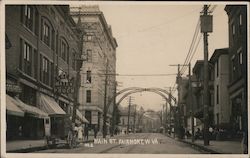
[
  {"left": 169, "top": 64, "right": 188, "bottom": 139},
  {"left": 188, "top": 63, "right": 195, "bottom": 143},
  {"left": 168, "top": 87, "right": 172, "bottom": 136},
  {"left": 111, "top": 81, "right": 117, "bottom": 137},
  {"left": 201, "top": 4, "right": 212, "bottom": 146},
  {"left": 133, "top": 104, "right": 137, "bottom": 133},
  {"left": 103, "top": 59, "right": 109, "bottom": 138},
  {"left": 127, "top": 96, "right": 131, "bottom": 134}
]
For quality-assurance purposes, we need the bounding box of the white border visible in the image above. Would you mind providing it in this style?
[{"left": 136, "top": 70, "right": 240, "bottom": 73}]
[{"left": 1, "top": 1, "right": 250, "bottom": 158}]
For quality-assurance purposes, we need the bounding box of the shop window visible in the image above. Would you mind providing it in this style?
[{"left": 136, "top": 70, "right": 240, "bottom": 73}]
[{"left": 85, "top": 111, "right": 91, "bottom": 124}]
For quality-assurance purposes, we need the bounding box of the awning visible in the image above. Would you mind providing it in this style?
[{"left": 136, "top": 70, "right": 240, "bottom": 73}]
[
  {"left": 76, "top": 109, "right": 89, "bottom": 124},
  {"left": 6, "top": 95, "right": 24, "bottom": 117},
  {"left": 14, "top": 98, "right": 48, "bottom": 118},
  {"left": 39, "top": 94, "right": 66, "bottom": 116}
]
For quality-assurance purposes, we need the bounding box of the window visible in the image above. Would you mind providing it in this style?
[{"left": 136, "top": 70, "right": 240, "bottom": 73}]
[
  {"left": 86, "top": 70, "right": 91, "bottom": 83},
  {"left": 61, "top": 40, "right": 68, "bottom": 63},
  {"left": 239, "top": 14, "right": 242, "bottom": 26},
  {"left": 87, "top": 50, "right": 92, "bottom": 62},
  {"left": 238, "top": 51, "right": 243, "bottom": 65},
  {"left": 232, "top": 24, "right": 235, "bottom": 35},
  {"left": 23, "top": 42, "right": 32, "bottom": 76},
  {"left": 42, "top": 57, "right": 50, "bottom": 85},
  {"left": 231, "top": 55, "right": 237, "bottom": 81},
  {"left": 216, "top": 85, "right": 219, "bottom": 104},
  {"left": 87, "top": 35, "right": 92, "bottom": 41},
  {"left": 122, "top": 118, "right": 125, "bottom": 125},
  {"left": 24, "top": 5, "right": 33, "bottom": 31},
  {"left": 33, "top": 49, "right": 38, "bottom": 79},
  {"left": 216, "top": 60, "right": 219, "bottom": 77},
  {"left": 86, "top": 90, "right": 91, "bottom": 103},
  {"left": 43, "top": 23, "right": 50, "bottom": 46}
]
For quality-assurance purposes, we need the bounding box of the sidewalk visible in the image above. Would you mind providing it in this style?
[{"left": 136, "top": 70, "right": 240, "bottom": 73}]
[
  {"left": 6, "top": 134, "right": 115, "bottom": 153},
  {"left": 166, "top": 134, "right": 242, "bottom": 154},
  {"left": 182, "top": 138, "right": 242, "bottom": 154}
]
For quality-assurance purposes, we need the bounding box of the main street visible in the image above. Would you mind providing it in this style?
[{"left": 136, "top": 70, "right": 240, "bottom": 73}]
[{"left": 36, "top": 133, "right": 205, "bottom": 154}]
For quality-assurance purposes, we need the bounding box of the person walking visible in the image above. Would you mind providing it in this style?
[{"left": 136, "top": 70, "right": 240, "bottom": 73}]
[
  {"left": 84, "top": 125, "right": 89, "bottom": 141},
  {"left": 77, "top": 124, "right": 83, "bottom": 142}
]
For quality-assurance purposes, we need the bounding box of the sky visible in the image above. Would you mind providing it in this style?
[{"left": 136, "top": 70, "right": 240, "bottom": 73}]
[
  {"left": 97, "top": 2, "right": 229, "bottom": 111},
  {"left": 1, "top": 1, "right": 235, "bottom": 111}
]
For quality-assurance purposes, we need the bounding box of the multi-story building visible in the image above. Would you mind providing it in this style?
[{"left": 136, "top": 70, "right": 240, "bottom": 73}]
[
  {"left": 191, "top": 60, "right": 214, "bottom": 130},
  {"left": 225, "top": 5, "right": 247, "bottom": 140},
  {"left": 209, "top": 48, "right": 230, "bottom": 129},
  {"left": 118, "top": 105, "right": 137, "bottom": 134},
  {"left": 70, "top": 5, "right": 118, "bottom": 134},
  {"left": 6, "top": 5, "right": 87, "bottom": 140}
]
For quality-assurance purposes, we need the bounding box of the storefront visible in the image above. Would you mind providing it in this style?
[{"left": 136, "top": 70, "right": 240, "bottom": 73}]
[{"left": 6, "top": 95, "right": 49, "bottom": 140}]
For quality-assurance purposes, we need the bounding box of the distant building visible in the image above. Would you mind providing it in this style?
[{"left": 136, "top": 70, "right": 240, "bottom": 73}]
[
  {"left": 209, "top": 48, "right": 230, "bottom": 129},
  {"left": 70, "top": 5, "right": 118, "bottom": 134},
  {"left": 118, "top": 105, "right": 136, "bottom": 134},
  {"left": 225, "top": 5, "right": 247, "bottom": 139}
]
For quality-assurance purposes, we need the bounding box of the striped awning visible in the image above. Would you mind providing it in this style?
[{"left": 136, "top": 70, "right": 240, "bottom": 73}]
[
  {"left": 6, "top": 95, "right": 24, "bottom": 117},
  {"left": 39, "top": 94, "right": 66, "bottom": 116},
  {"left": 76, "top": 109, "right": 89, "bottom": 123}
]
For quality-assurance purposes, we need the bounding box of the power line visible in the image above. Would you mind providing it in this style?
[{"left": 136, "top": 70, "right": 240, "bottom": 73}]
[
  {"left": 180, "top": 34, "right": 202, "bottom": 75},
  {"left": 180, "top": 18, "right": 201, "bottom": 75}
]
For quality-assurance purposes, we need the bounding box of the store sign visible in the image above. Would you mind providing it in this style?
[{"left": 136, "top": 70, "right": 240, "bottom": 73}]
[
  {"left": 91, "top": 111, "right": 98, "bottom": 124},
  {"left": 55, "top": 73, "right": 74, "bottom": 94},
  {"left": 6, "top": 79, "right": 22, "bottom": 93}
]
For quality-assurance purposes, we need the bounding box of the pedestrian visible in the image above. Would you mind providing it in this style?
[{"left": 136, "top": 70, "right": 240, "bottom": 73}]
[
  {"left": 77, "top": 124, "right": 83, "bottom": 141},
  {"left": 94, "top": 125, "right": 98, "bottom": 138},
  {"left": 84, "top": 124, "right": 89, "bottom": 141}
]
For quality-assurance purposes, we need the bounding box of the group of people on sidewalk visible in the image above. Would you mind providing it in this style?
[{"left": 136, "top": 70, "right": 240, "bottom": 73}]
[{"left": 73, "top": 124, "right": 99, "bottom": 142}]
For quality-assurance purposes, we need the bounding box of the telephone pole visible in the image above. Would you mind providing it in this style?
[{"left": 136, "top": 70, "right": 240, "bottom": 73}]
[
  {"left": 127, "top": 96, "right": 132, "bottom": 134},
  {"left": 169, "top": 64, "right": 188, "bottom": 139},
  {"left": 188, "top": 63, "right": 195, "bottom": 143},
  {"left": 133, "top": 104, "right": 137, "bottom": 133},
  {"left": 103, "top": 59, "right": 109, "bottom": 138},
  {"left": 201, "top": 4, "right": 212, "bottom": 146},
  {"left": 168, "top": 87, "right": 172, "bottom": 135}
]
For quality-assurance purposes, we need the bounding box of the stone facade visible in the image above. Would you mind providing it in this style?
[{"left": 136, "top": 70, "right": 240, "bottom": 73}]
[{"left": 70, "top": 5, "right": 118, "bottom": 132}]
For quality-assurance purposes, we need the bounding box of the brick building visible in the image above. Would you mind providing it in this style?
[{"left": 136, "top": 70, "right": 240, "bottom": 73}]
[
  {"left": 225, "top": 5, "right": 247, "bottom": 142},
  {"left": 6, "top": 5, "right": 87, "bottom": 140}
]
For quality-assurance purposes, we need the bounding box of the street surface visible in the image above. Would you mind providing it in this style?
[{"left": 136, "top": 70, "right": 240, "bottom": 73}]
[{"left": 36, "top": 133, "right": 205, "bottom": 154}]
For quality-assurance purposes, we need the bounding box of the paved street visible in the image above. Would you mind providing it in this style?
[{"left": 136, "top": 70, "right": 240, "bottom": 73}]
[{"left": 36, "top": 133, "right": 204, "bottom": 154}]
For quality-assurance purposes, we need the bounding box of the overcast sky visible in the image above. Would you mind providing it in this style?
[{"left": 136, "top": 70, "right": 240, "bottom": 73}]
[{"left": 97, "top": 2, "right": 229, "bottom": 111}]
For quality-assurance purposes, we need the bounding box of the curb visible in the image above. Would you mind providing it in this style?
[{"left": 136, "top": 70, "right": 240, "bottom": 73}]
[
  {"left": 164, "top": 134, "right": 221, "bottom": 154},
  {"left": 7, "top": 139, "right": 95, "bottom": 153}
]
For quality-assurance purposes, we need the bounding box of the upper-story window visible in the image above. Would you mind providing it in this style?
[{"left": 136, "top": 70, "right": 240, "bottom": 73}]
[
  {"left": 24, "top": 6, "right": 33, "bottom": 31},
  {"left": 60, "top": 40, "right": 69, "bottom": 64},
  {"left": 86, "top": 70, "right": 91, "bottom": 83},
  {"left": 232, "top": 24, "right": 235, "bottom": 36},
  {"left": 42, "top": 57, "right": 50, "bottom": 85},
  {"left": 239, "top": 14, "right": 242, "bottom": 26},
  {"left": 23, "top": 42, "right": 32, "bottom": 76},
  {"left": 43, "top": 23, "right": 50, "bottom": 46},
  {"left": 86, "top": 90, "right": 91, "bottom": 103},
  {"left": 87, "top": 49, "right": 92, "bottom": 62},
  {"left": 216, "top": 60, "right": 219, "bottom": 77}
]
